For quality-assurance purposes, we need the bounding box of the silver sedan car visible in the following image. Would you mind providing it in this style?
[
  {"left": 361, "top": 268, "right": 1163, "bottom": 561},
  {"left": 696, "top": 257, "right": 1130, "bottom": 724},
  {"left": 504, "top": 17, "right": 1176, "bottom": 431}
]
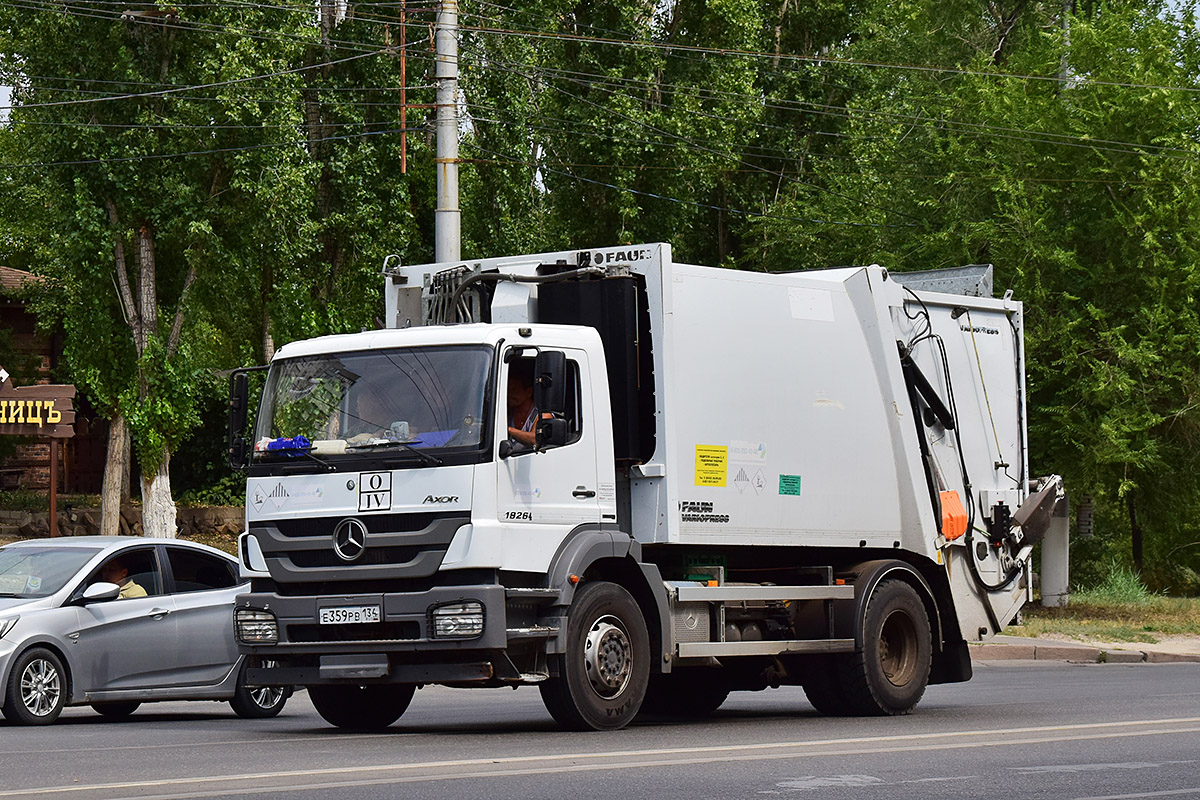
[{"left": 0, "top": 536, "right": 291, "bottom": 725}]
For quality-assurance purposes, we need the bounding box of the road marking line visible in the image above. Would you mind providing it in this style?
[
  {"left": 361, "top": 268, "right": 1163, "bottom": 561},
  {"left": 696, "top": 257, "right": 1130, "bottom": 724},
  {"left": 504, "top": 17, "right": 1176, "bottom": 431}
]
[
  {"left": 1073, "top": 790, "right": 1200, "bottom": 800},
  {"left": 4, "top": 720, "right": 1200, "bottom": 799}
]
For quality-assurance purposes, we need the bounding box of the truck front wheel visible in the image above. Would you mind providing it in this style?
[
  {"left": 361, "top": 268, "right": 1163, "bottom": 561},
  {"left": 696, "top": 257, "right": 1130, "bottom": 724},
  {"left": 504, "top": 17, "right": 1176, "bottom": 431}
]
[
  {"left": 309, "top": 684, "right": 415, "bottom": 730},
  {"left": 540, "top": 581, "right": 650, "bottom": 731},
  {"left": 843, "top": 579, "right": 932, "bottom": 715}
]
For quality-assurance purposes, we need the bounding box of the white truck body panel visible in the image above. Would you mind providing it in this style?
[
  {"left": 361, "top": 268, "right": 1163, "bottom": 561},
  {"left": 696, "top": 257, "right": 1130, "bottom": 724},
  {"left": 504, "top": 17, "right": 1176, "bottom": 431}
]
[{"left": 393, "top": 243, "right": 1027, "bottom": 564}]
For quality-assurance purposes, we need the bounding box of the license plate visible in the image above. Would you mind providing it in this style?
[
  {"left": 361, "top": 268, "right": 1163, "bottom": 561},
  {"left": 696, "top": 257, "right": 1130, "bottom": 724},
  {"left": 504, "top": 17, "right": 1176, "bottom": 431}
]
[{"left": 319, "top": 605, "right": 381, "bottom": 625}]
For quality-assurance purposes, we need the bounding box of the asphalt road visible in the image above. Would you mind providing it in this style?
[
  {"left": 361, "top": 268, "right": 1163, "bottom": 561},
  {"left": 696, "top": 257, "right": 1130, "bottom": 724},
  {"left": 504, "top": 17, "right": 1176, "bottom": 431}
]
[{"left": 2, "top": 661, "right": 1199, "bottom": 800}]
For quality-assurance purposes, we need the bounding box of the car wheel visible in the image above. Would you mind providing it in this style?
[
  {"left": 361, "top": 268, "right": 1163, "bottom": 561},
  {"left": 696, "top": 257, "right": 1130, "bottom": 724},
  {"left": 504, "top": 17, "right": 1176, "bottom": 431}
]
[
  {"left": 230, "top": 661, "right": 292, "bottom": 719},
  {"left": 3, "top": 647, "right": 67, "bottom": 726},
  {"left": 309, "top": 684, "right": 415, "bottom": 730},
  {"left": 91, "top": 701, "right": 141, "bottom": 719}
]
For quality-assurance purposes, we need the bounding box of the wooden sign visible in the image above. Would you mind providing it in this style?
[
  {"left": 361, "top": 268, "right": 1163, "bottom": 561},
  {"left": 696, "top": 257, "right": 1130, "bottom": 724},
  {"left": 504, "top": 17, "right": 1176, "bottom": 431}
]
[{"left": 0, "top": 375, "right": 76, "bottom": 439}]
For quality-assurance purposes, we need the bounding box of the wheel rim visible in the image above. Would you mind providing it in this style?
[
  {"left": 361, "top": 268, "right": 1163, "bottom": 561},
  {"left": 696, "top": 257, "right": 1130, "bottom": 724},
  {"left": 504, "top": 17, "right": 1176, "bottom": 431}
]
[
  {"left": 250, "top": 686, "right": 285, "bottom": 710},
  {"left": 878, "top": 608, "right": 919, "bottom": 687},
  {"left": 20, "top": 658, "right": 62, "bottom": 717},
  {"left": 583, "top": 614, "right": 633, "bottom": 698},
  {"left": 249, "top": 659, "right": 284, "bottom": 709}
]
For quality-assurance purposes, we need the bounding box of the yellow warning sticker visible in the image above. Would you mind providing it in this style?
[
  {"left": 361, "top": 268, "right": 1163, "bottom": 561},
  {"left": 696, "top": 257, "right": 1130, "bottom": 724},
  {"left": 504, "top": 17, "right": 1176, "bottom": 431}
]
[{"left": 694, "top": 445, "right": 728, "bottom": 487}]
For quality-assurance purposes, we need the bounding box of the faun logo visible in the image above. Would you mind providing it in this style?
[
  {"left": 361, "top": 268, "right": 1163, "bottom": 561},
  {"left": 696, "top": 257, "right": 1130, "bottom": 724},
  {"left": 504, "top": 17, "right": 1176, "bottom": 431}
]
[
  {"left": 423, "top": 495, "right": 459, "bottom": 504},
  {"left": 590, "top": 247, "right": 653, "bottom": 265}
]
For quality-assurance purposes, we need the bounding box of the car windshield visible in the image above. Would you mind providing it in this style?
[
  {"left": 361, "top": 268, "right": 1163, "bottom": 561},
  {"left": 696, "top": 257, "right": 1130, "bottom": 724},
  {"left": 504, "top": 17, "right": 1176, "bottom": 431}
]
[
  {"left": 254, "top": 345, "right": 492, "bottom": 460},
  {"left": 0, "top": 545, "right": 104, "bottom": 598}
]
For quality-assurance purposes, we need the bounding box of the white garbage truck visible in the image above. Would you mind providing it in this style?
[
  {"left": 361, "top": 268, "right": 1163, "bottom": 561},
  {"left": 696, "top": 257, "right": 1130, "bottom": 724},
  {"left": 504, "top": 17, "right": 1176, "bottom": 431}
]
[{"left": 228, "top": 242, "right": 1064, "bottom": 731}]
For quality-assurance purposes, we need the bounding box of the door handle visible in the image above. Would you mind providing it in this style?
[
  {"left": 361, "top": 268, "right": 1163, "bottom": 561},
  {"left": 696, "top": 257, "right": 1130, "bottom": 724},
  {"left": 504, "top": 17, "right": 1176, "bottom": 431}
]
[
  {"left": 573, "top": 486, "right": 596, "bottom": 499},
  {"left": 148, "top": 607, "right": 171, "bottom": 618}
]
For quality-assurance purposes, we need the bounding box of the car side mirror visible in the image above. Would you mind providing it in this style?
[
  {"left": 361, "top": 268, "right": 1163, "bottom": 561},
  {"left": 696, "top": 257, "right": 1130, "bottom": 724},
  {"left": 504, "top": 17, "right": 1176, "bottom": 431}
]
[{"left": 80, "top": 582, "right": 121, "bottom": 603}]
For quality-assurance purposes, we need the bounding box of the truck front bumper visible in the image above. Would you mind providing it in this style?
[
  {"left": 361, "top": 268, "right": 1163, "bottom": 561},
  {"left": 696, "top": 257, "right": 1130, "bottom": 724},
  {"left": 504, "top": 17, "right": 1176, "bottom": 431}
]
[{"left": 237, "top": 584, "right": 510, "bottom": 684}]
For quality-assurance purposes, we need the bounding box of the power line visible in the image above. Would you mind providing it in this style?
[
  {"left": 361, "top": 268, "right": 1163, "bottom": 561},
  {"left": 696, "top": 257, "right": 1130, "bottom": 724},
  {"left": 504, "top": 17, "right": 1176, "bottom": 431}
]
[
  {"left": 459, "top": 39, "right": 928, "bottom": 225},
  {"left": 0, "top": 47, "right": 393, "bottom": 111},
  {"left": 1, "top": 124, "right": 424, "bottom": 169},
  {"left": 465, "top": 141, "right": 912, "bottom": 230},
  {"left": 460, "top": 22, "right": 1200, "bottom": 95}
]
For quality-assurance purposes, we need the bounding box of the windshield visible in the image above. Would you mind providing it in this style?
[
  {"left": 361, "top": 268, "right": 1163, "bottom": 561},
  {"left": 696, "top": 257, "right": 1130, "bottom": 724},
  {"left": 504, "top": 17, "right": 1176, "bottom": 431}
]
[
  {"left": 254, "top": 345, "right": 492, "bottom": 460},
  {"left": 0, "top": 545, "right": 104, "bottom": 598}
]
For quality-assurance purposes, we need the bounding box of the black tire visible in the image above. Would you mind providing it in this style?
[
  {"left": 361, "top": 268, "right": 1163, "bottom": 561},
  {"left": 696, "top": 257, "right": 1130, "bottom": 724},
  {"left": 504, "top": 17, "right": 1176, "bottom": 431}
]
[
  {"left": 840, "top": 579, "right": 932, "bottom": 716},
  {"left": 801, "top": 655, "right": 856, "bottom": 716},
  {"left": 540, "top": 581, "right": 650, "bottom": 731},
  {"left": 230, "top": 661, "right": 292, "bottom": 719},
  {"left": 91, "top": 701, "right": 141, "bottom": 719},
  {"left": 308, "top": 684, "right": 415, "bottom": 730},
  {"left": 2, "top": 647, "right": 67, "bottom": 726},
  {"left": 640, "top": 669, "right": 730, "bottom": 719}
]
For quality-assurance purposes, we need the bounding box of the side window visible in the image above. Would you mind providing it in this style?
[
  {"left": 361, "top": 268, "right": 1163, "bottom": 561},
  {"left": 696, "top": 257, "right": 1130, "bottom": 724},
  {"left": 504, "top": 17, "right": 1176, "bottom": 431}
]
[
  {"left": 563, "top": 358, "right": 583, "bottom": 444},
  {"left": 90, "top": 548, "right": 164, "bottom": 598},
  {"left": 166, "top": 548, "right": 239, "bottom": 593},
  {"left": 505, "top": 352, "right": 584, "bottom": 448}
]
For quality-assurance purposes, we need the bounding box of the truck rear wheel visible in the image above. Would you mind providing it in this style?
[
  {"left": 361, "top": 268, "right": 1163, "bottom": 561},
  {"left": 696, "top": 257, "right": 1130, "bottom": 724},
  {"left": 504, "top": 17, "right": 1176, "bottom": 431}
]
[
  {"left": 309, "top": 684, "right": 415, "bottom": 730},
  {"left": 842, "top": 579, "right": 932, "bottom": 715},
  {"left": 540, "top": 581, "right": 650, "bottom": 731},
  {"left": 640, "top": 669, "right": 730, "bottom": 719}
]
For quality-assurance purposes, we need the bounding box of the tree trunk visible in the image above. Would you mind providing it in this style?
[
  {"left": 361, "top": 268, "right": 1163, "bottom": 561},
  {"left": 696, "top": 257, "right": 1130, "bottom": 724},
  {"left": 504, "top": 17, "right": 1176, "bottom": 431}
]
[
  {"left": 1129, "top": 497, "right": 1143, "bottom": 573},
  {"left": 99, "top": 413, "right": 130, "bottom": 536},
  {"left": 140, "top": 445, "right": 177, "bottom": 538}
]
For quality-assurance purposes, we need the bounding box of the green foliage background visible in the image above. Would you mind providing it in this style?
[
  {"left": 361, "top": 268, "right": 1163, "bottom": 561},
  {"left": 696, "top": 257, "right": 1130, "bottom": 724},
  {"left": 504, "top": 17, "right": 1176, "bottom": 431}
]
[{"left": 2, "top": 0, "right": 1199, "bottom": 589}]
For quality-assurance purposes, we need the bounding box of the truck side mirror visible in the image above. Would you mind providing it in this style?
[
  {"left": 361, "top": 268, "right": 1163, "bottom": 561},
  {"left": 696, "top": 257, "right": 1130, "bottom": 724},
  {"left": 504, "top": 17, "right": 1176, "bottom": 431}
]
[
  {"left": 537, "top": 416, "right": 570, "bottom": 448},
  {"left": 228, "top": 371, "right": 250, "bottom": 470},
  {"left": 534, "top": 351, "right": 567, "bottom": 415}
]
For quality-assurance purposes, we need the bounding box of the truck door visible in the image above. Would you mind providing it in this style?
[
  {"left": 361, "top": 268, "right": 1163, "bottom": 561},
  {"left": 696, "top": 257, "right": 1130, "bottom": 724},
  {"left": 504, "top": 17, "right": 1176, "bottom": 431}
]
[{"left": 497, "top": 348, "right": 601, "bottom": 530}]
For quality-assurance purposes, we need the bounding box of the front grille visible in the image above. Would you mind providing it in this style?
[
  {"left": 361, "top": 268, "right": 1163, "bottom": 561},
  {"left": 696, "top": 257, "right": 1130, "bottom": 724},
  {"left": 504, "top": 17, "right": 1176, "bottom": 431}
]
[
  {"left": 271, "top": 513, "right": 447, "bottom": 538},
  {"left": 287, "top": 622, "right": 420, "bottom": 643},
  {"left": 252, "top": 513, "right": 469, "bottom": 582},
  {"left": 288, "top": 546, "right": 427, "bottom": 568}
]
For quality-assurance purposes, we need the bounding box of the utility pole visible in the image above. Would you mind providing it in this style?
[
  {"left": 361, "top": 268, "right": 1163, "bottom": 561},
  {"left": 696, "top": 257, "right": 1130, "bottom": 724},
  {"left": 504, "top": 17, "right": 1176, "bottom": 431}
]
[{"left": 434, "top": 0, "right": 460, "bottom": 262}]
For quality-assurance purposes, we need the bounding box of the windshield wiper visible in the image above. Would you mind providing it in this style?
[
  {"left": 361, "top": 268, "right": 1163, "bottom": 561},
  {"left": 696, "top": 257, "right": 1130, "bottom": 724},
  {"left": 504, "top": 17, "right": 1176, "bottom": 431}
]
[
  {"left": 0, "top": 592, "right": 24, "bottom": 598},
  {"left": 346, "top": 439, "right": 443, "bottom": 466}
]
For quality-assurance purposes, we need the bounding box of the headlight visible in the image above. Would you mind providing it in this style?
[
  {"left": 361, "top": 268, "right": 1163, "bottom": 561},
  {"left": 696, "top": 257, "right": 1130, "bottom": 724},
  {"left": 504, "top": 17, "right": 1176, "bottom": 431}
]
[
  {"left": 0, "top": 616, "right": 17, "bottom": 638},
  {"left": 235, "top": 608, "right": 278, "bottom": 644},
  {"left": 429, "top": 601, "right": 484, "bottom": 639}
]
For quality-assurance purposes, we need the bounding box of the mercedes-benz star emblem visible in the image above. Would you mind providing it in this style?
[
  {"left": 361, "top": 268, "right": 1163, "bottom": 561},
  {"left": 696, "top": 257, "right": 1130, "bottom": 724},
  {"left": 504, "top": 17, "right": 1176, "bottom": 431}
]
[{"left": 332, "top": 518, "right": 368, "bottom": 561}]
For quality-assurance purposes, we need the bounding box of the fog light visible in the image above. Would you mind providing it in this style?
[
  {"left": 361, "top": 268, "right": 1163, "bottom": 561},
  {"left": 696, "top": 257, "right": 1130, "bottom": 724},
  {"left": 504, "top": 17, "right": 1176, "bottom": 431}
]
[
  {"left": 235, "top": 608, "right": 278, "bottom": 644},
  {"left": 430, "top": 601, "right": 484, "bottom": 638}
]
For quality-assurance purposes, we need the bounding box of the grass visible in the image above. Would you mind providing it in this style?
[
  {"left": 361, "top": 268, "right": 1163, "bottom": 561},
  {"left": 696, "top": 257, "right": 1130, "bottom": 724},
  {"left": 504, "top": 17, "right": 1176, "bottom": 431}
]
[{"left": 1013, "top": 563, "right": 1200, "bottom": 643}]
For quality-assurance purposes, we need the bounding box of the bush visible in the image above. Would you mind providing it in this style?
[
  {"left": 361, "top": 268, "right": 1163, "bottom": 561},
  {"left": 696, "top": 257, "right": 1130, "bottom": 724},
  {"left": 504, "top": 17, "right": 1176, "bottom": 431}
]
[{"left": 0, "top": 491, "right": 101, "bottom": 511}]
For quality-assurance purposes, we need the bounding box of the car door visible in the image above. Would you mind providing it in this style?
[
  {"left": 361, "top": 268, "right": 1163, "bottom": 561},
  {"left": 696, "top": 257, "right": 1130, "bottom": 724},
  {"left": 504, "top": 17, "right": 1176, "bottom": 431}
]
[
  {"left": 71, "top": 546, "right": 179, "bottom": 692},
  {"left": 162, "top": 545, "right": 243, "bottom": 686}
]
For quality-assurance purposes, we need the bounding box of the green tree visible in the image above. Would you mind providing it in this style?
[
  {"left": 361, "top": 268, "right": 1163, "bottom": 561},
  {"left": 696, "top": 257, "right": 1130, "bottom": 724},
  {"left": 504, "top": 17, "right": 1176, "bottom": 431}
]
[
  {"left": 0, "top": 4, "right": 324, "bottom": 534},
  {"left": 754, "top": 0, "right": 1200, "bottom": 588}
]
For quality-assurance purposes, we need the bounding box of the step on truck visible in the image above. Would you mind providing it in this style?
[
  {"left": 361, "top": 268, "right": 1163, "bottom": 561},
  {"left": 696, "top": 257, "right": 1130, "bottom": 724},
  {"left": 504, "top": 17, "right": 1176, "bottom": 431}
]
[{"left": 229, "top": 243, "right": 1065, "bottom": 731}]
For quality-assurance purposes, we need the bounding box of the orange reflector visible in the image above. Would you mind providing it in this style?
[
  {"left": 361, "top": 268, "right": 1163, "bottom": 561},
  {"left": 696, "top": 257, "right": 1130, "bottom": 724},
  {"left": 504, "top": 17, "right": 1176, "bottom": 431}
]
[
  {"left": 706, "top": 580, "right": 719, "bottom": 587},
  {"left": 568, "top": 574, "right": 581, "bottom": 585},
  {"left": 834, "top": 578, "right": 846, "bottom": 586},
  {"left": 940, "top": 490, "right": 968, "bottom": 540}
]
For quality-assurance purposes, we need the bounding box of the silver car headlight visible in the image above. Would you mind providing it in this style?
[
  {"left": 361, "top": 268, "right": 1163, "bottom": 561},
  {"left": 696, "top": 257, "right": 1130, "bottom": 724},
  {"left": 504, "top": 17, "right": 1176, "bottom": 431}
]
[
  {"left": 0, "top": 616, "right": 18, "bottom": 638},
  {"left": 235, "top": 608, "right": 278, "bottom": 644}
]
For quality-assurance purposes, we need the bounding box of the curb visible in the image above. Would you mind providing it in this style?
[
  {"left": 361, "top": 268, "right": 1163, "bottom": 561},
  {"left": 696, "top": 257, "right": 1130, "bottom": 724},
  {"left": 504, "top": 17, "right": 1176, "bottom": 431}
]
[{"left": 970, "top": 641, "right": 1200, "bottom": 664}]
